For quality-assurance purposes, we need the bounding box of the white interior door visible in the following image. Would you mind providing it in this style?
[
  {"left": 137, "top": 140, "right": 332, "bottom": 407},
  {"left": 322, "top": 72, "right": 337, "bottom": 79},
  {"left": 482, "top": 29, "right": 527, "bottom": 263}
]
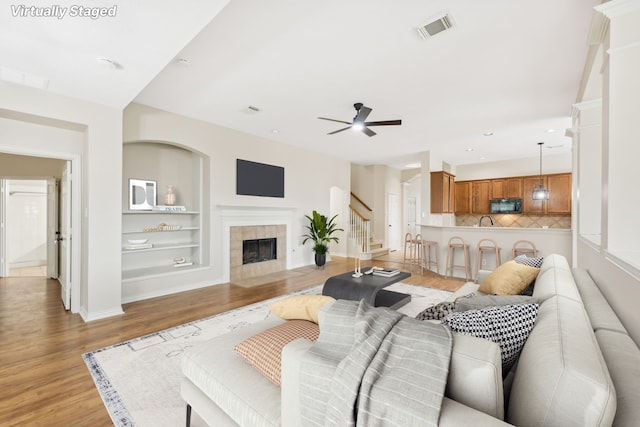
[
  {"left": 407, "top": 196, "right": 417, "bottom": 237},
  {"left": 387, "top": 193, "right": 401, "bottom": 250},
  {"left": 59, "top": 164, "right": 71, "bottom": 310},
  {"left": 46, "top": 178, "right": 58, "bottom": 278},
  {"left": 0, "top": 180, "right": 6, "bottom": 277}
]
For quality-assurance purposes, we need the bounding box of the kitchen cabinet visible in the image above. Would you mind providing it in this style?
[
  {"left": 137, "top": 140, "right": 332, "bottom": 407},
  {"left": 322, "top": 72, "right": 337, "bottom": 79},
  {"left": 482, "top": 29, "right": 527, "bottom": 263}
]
[
  {"left": 491, "top": 178, "right": 523, "bottom": 199},
  {"left": 431, "top": 171, "right": 455, "bottom": 213},
  {"left": 454, "top": 181, "right": 471, "bottom": 214},
  {"left": 523, "top": 176, "right": 546, "bottom": 214},
  {"left": 455, "top": 173, "right": 571, "bottom": 216},
  {"left": 472, "top": 180, "right": 491, "bottom": 214},
  {"left": 547, "top": 173, "right": 572, "bottom": 214}
]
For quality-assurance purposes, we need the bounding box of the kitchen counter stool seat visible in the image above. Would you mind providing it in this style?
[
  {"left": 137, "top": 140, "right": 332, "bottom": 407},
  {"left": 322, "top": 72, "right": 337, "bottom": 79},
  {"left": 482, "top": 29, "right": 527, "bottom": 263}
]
[{"left": 445, "top": 236, "right": 471, "bottom": 281}]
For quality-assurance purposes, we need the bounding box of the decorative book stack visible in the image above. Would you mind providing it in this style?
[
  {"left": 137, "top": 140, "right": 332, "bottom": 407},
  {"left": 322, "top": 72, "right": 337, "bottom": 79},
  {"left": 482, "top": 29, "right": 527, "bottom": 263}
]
[
  {"left": 372, "top": 267, "right": 400, "bottom": 278},
  {"left": 152, "top": 205, "right": 187, "bottom": 212}
]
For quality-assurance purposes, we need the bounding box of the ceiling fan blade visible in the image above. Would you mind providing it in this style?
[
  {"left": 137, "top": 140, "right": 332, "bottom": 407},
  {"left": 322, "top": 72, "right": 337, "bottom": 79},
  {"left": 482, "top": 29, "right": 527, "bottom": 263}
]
[
  {"left": 354, "top": 106, "right": 372, "bottom": 123},
  {"left": 364, "top": 119, "right": 402, "bottom": 127},
  {"left": 318, "top": 117, "right": 352, "bottom": 125},
  {"left": 328, "top": 126, "right": 352, "bottom": 135},
  {"left": 362, "top": 127, "right": 376, "bottom": 137}
]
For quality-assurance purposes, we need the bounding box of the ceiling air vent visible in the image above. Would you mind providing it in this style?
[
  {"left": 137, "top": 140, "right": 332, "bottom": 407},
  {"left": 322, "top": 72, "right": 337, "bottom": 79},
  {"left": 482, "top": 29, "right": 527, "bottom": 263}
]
[{"left": 417, "top": 13, "right": 455, "bottom": 40}]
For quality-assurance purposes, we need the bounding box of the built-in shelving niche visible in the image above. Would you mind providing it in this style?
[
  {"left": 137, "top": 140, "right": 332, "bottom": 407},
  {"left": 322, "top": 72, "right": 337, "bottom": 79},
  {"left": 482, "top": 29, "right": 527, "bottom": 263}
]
[{"left": 122, "top": 141, "right": 210, "bottom": 300}]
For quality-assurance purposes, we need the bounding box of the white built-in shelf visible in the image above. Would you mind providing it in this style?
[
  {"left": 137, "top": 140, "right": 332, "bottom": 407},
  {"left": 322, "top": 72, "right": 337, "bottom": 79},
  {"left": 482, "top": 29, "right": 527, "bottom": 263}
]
[
  {"left": 123, "top": 211, "right": 200, "bottom": 215},
  {"left": 122, "top": 243, "right": 199, "bottom": 254},
  {"left": 122, "top": 263, "right": 204, "bottom": 281},
  {"left": 123, "top": 227, "right": 200, "bottom": 235},
  {"left": 122, "top": 141, "right": 207, "bottom": 288}
]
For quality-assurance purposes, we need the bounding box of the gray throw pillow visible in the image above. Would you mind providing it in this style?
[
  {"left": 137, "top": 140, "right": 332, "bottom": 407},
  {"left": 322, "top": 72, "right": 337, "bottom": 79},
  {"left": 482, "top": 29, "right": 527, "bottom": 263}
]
[
  {"left": 442, "top": 303, "right": 539, "bottom": 374},
  {"left": 454, "top": 295, "right": 539, "bottom": 312}
]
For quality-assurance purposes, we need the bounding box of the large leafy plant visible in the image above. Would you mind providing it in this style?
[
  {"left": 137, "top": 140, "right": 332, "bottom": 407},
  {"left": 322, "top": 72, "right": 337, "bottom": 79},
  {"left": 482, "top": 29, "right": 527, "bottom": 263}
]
[{"left": 302, "top": 210, "right": 343, "bottom": 254}]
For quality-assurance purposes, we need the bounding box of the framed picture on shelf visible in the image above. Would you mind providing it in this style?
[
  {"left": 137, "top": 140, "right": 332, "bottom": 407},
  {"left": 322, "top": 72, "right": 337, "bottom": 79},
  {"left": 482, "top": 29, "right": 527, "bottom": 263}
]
[{"left": 129, "top": 179, "right": 156, "bottom": 210}]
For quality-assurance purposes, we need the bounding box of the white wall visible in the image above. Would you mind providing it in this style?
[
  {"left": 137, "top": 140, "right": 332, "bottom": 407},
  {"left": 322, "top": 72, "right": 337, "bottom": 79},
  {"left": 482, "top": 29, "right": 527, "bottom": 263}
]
[
  {"left": 1, "top": 81, "right": 123, "bottom": 321},
  {"left": 455, "top": 152, "right": 572, "bottom": 181},
  {"left": 123, "top": 103, "right": 351, "bottom": 299},
  {"left": 573, "top": 2, "right": 640, "bottom": 346},
  {"left": 351, "top": 164, "right": 403, "bottom": 248},
  {"left": 0, "top": 153, "right": 66, "bottom": 178}
]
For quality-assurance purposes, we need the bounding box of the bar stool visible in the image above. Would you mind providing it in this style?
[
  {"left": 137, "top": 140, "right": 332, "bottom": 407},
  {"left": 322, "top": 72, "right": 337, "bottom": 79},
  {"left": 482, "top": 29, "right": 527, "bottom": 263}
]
[
  {"left": 445, "top": 236, "right": 471, "bottom": 281},
  {"left": 420, "top": 240, "right": 440, "bottom": 275},
  {"left": 403, "top": 233, "right": 418, "bottom": 266},
  {"left": 512, "top": 240, "right": 537, "bottom": 258},
  {"left": 475, "top": 238, "right": 501, "bottom": 281},
  {"left": 410, "top": 233, "right": 425, "bottom": 268}
]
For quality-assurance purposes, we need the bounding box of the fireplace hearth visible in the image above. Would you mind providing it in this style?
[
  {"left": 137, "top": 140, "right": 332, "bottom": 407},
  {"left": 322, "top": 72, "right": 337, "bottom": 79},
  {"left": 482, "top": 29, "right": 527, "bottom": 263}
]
[{"left": 243, "top": 238, "right": 277, "bottom": 264}]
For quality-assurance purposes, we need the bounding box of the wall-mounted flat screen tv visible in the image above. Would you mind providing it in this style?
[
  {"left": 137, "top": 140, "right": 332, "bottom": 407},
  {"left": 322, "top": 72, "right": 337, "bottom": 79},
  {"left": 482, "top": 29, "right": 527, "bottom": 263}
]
[{"left": 236, "top": 159, "right": 285, "bottom": 198}]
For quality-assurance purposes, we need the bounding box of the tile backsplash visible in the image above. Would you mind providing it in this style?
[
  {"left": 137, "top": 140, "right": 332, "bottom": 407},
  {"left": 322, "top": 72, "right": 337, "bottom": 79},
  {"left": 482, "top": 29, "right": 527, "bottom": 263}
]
[{"left": 456, "top": 214, "right": 571, "bottom": 229}]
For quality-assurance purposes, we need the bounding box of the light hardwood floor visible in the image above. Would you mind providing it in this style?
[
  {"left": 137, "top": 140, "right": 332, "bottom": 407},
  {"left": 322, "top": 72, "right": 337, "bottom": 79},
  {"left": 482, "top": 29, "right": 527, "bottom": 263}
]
[{"left": 0, "top": 253, "right": 464, "bottom": 426}]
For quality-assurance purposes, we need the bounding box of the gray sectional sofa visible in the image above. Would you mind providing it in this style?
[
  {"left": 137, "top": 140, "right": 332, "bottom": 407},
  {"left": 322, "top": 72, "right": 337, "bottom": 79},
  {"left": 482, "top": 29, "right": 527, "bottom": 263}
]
[{"left": 181, "top": 254, "right": 640, "bottom": 426}]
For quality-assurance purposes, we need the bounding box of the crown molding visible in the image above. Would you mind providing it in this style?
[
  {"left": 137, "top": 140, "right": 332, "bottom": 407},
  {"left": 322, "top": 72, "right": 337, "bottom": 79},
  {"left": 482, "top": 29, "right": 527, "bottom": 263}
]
[{"left": 595, "top": 0, "right": 640, "bottom": 19}]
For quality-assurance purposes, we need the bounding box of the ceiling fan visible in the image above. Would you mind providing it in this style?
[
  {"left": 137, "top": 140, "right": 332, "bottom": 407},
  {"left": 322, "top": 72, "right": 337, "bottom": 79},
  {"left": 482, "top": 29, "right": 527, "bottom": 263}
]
[{"left": 318, "top": 102, "right": 402, "bottom": 137}]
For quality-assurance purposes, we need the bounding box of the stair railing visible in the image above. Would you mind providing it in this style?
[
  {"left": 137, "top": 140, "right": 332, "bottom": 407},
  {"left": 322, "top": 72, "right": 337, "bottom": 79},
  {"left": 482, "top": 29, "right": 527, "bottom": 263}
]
[{"left": 349, "top": 205, "right": 371, "bottom": 254}]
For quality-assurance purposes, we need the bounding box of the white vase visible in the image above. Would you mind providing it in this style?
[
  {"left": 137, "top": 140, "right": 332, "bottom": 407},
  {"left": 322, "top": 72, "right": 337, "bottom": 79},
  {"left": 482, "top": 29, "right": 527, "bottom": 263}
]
[{"left": 164, "top": 185, "right": 176, "bottom": 206}]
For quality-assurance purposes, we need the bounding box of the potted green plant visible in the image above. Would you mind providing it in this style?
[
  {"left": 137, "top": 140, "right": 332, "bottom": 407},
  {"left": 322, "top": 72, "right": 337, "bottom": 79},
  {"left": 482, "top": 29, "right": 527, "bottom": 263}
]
[{"left": 302, "top": 210, "right": 343, "bottom": 268}]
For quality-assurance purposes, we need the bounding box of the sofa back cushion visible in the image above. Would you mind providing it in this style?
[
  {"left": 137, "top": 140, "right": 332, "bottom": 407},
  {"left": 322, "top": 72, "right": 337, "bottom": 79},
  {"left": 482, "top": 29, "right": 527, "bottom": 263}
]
[
  {"left": 533, "top": 255, "right": 582, "bottom": 302},
  {"left": 572, "top": 268, "right": 627, "bottom": 333},
  {"left": 507, "top": 296, "right": 616, "bottom": 427}
]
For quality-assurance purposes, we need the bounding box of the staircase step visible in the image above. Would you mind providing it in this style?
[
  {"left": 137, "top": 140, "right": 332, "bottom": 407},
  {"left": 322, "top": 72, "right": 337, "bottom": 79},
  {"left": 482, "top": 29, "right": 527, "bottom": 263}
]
[
  {"left": 370, "top": 247, "right": 390, "bottom": 258},
  {"left": 370, "top": 240, "right": 384, "bottom": 250}
]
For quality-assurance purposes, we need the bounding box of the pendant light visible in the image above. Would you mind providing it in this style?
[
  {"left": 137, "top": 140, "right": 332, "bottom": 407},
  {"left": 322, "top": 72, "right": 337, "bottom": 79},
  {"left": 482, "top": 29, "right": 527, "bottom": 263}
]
[{"left": 532, "top": 142, "right": 549, "bottom": 200}]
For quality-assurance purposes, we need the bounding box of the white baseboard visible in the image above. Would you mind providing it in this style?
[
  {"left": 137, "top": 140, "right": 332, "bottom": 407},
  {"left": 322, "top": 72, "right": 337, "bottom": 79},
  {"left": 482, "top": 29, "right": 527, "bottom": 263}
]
[{"left": 80, "top": 306, "right": 125, "bottom": 322}]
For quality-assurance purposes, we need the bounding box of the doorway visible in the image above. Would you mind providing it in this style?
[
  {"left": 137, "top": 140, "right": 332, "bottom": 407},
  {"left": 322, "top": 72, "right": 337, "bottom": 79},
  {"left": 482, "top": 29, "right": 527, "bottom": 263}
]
[
  {"left": 4, "top": 179, "right": 48, "bottom": 277},
  {"left": 0, "top": 153, "right": 74, "bottom": 311}
]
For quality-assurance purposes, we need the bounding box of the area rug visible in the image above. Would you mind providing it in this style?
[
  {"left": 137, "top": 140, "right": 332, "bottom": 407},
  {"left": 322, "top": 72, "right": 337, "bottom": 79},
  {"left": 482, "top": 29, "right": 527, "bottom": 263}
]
[{"left": 83, "top": 283, "right": 451, "bottom": 427}]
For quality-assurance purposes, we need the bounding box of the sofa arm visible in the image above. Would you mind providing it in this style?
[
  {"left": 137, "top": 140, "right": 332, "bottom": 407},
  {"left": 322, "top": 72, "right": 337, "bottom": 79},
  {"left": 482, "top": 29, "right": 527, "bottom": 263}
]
[
  {"left": 447, "top": 333, "right": 504, "bottom": 419},
  {"left": 439, "top": 398, "right": 514, "bottom": 426},
  {"left": 281, "top": 338, "right": 315, "bottom": 427}
]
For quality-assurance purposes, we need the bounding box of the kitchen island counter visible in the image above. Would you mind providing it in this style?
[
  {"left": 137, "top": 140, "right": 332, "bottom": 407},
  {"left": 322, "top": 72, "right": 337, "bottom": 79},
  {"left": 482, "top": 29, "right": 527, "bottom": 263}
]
[{"left": 417, "top": 224, "right": 571, "bottom": 280}]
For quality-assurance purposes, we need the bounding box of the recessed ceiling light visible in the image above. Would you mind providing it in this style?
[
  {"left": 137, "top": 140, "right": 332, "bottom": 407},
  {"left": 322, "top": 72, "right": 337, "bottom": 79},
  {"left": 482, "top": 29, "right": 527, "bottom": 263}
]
[
  {"left": 483, "top": 132, "right": 494, "bottom": 136},
  {"left": 546, "top": 128, "right": 556, "bottom": 133},
  {"left": 465, "top": 148, "right": 474, "bottom": 152},
  {"left": 405, "top": 163, "right": 421, "bottom": 169},
  {"left": 97, "top": 58, "right": 118, "bottom": 69},
  {"left": 480, "top": 156, "right": 487, "bottom": 160},
  {"left": 271, "top": 129, "right": 280, "bottom": 134}
]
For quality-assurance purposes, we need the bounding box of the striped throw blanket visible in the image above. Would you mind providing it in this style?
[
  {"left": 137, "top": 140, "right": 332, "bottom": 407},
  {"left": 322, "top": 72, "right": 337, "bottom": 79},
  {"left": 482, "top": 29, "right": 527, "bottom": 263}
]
[{"left": 299, "top": 300, "right": 452, "bottom": 427}]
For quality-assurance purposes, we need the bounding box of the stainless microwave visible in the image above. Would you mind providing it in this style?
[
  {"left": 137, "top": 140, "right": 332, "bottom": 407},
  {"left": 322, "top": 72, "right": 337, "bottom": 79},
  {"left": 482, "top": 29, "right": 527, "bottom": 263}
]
[{"left": 490, "top": 198, "right": 522, "bottom": 214}]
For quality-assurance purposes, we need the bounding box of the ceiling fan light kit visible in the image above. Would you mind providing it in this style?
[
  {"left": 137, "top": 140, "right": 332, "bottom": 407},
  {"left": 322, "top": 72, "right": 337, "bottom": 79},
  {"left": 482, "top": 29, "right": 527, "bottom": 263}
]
[{"left": 318, "top": 102, "right": 401, "bottom": 137}]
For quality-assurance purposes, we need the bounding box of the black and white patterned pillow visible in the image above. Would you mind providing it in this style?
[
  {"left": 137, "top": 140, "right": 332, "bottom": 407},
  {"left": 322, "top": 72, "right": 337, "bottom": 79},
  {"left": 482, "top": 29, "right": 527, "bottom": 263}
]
[
  {"left": 514, "top": 255, "right": 544, "bottom": 268},
  {"left": 442, "top": 303, "right": 539, "bottom": 374},
  {"left": 415, "top": 301, "right": 456, "bottom": 321}
]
